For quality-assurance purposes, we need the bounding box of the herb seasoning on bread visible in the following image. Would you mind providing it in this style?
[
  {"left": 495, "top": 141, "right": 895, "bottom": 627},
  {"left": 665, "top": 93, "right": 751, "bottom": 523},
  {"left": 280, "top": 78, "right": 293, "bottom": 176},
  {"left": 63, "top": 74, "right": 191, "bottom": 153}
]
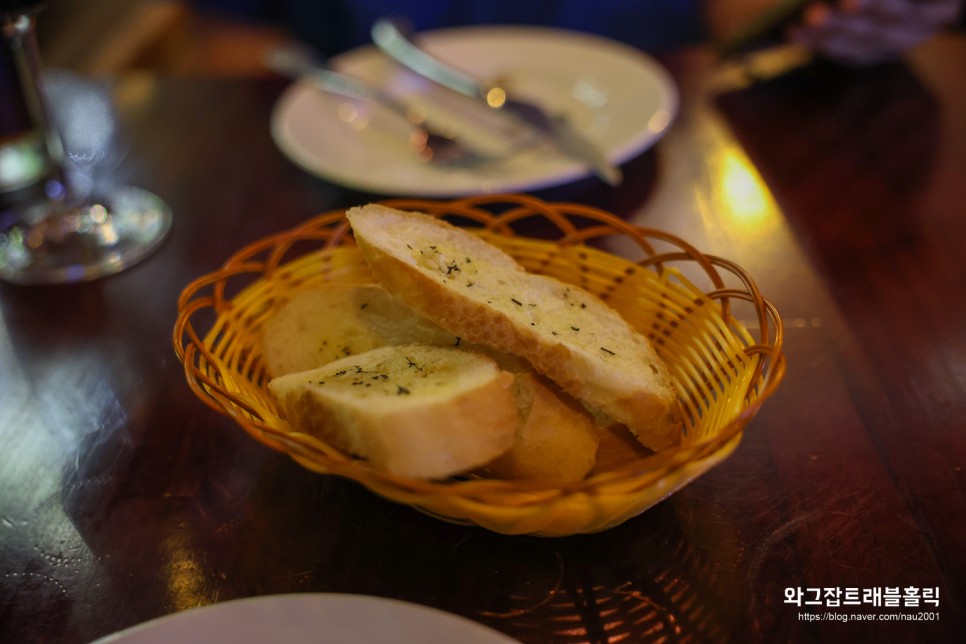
[
  {"left": 346, "top": 204, "right": 681, "bottom": 451},
  {"left": 269, "top": 344, "right": 518, "bottom": 479},
  {"left": 262, "top": 283, "right": 457, "bottom": 377}
]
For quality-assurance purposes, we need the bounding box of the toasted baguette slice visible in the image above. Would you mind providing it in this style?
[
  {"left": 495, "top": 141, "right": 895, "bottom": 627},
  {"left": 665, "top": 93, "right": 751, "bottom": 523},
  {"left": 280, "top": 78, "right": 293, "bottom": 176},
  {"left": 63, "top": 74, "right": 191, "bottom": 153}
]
[
  {"left": 268, "top": 344, "right": 518, "bottom": 479},
  {"left": 485, "top": 372, "right": 600, "bottom": 483},
  {"left": 262, "top": 283, "right": 458, "bottom": 377},
  {"left": 591, "top": 423, "right": 655, "bottom": 475},
  {"left": 346, "top": 204, "right": 680, "bottom": 450}
]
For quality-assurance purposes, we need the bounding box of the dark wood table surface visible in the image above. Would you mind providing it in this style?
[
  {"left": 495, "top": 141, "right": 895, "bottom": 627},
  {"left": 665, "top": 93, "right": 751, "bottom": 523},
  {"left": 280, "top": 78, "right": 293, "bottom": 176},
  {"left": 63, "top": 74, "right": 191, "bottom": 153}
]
[{"left": 1, "top": 34, "right": 964, "bottom": 643}]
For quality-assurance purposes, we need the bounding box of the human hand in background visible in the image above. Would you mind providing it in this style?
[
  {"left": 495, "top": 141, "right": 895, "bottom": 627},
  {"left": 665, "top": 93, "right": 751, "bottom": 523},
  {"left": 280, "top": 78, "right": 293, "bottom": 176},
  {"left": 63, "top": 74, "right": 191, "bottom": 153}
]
[{"left": 789, "top": 0, "right": 962, "bottom": 65}]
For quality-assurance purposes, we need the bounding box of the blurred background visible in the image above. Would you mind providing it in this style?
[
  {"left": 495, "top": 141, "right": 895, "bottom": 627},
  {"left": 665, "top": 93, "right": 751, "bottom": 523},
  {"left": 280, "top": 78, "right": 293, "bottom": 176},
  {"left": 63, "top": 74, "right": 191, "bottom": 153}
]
[
  {"left": 34, "top": 0, "right": 776, "bottom": 77},
  {"left": 35, "top": 0, "right": 291, "bottom": 76}
]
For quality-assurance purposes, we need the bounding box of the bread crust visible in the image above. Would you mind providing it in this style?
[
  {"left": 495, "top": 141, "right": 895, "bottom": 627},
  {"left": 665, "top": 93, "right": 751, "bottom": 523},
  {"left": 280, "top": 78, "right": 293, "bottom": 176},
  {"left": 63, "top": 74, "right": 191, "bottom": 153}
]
[
  {"left": 268, "top": 345, "right": 519, "bottom": 479},
  {"left": 347, "top": 205, "right": 680, "bottom": 450},
  {"left": 261, "top": 283, "right": 457, "bottom": 377},
  {"left": 485, "top": 372, "right": 601, "bottom": 482}
]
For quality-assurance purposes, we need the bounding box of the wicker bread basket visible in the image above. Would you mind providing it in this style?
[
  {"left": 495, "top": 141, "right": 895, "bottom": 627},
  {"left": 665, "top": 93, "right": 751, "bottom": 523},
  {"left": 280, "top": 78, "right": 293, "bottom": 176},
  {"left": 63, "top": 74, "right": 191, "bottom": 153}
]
[{"left": 173, "top": 195, "right": 785, "bottom": 536}]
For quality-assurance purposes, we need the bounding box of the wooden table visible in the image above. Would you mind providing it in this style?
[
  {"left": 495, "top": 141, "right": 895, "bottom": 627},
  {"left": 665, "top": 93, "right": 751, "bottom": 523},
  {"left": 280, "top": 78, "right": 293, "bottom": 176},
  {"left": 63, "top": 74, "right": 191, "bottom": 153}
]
[{"left": 1, "top": 35, "right": 964, "bottom": 643}]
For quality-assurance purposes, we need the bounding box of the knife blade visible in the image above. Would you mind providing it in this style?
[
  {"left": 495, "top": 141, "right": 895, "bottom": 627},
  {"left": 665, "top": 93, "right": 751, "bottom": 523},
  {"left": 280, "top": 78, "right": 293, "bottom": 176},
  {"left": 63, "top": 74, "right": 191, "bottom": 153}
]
[{"left": 371, "top": 17, "right": 622, "bottom": 186}]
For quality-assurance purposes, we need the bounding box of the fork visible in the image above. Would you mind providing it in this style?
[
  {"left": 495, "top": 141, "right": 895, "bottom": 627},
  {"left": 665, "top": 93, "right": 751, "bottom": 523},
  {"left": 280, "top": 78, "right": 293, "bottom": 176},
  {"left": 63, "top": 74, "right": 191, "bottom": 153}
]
[{"left": 264, "top": 43, "right": 496, "bottom": 168}]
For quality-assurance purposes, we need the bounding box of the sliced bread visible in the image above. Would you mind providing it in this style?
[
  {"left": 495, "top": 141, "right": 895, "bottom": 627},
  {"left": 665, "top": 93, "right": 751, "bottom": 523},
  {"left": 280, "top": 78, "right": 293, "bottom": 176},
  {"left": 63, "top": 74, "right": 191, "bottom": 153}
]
[
  {"left": 262, "top": 283, "right": 458, "bottom": 377},
  {"left": 346, "top": 204, "right": 680, "bottom": 451},
  {"left": 484, "top": 371, "right": 601, "bottom": 482},
  {"left": 268, "top": 344, "right": 518, "bottom": 479}
]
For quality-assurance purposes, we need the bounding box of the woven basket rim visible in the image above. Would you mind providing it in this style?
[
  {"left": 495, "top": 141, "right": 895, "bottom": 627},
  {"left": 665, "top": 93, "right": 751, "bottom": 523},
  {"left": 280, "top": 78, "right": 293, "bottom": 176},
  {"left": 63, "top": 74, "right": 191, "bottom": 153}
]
[{"left": 173, "top": 195, "right": 786, "bottom": 507}]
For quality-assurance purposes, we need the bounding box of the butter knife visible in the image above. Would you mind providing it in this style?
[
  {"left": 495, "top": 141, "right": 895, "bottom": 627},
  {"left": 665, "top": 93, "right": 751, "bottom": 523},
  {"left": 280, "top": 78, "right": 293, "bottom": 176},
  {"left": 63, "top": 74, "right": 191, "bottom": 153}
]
[{"left": 371, "top": 17, "right": 622, "bottom": 186}]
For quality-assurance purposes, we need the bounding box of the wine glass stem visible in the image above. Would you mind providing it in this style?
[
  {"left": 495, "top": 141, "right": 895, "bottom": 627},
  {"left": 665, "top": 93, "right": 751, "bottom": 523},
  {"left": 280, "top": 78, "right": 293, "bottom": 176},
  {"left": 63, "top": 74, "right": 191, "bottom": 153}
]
[
  {"left": 1, "top": 7, "right": 173, "bottom": 285},
  {"left": 1, "top": 11, "right": 68, "bottom": 206}
]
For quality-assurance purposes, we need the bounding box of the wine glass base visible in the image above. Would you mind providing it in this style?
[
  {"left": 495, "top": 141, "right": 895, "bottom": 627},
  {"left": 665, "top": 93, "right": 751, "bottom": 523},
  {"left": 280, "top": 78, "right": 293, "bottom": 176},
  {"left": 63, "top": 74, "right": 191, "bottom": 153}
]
[{"left": 0, "top": 185, "right": 172, "bottom": 285}]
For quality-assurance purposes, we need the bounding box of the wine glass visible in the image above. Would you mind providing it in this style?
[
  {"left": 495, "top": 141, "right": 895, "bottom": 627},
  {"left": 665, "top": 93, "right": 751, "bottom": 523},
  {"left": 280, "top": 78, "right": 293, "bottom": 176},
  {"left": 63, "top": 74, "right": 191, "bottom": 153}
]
[{"left": 0, "top": 0, "right": 172, "bottom": 285}]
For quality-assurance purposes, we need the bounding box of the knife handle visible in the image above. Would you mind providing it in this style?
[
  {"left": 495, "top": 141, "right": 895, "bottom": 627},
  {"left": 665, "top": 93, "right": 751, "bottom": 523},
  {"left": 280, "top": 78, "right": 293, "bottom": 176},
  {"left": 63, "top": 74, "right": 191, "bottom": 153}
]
[
  {"left": 264, "top": 44, "right": 414, "bottom": 118},
  {"left": 372, "top": 17, "right": 488, "bottom": 101}
]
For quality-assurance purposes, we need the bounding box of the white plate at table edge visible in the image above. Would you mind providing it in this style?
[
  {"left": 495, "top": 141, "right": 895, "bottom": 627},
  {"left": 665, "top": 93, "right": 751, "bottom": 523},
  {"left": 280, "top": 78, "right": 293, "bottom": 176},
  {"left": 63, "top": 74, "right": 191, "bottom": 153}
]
[
  {"left": 270, "top": 25, "right": 678, "bottom": 197},
  {"left": 91, "top": 593, "right": 518, "bottom": 643}
]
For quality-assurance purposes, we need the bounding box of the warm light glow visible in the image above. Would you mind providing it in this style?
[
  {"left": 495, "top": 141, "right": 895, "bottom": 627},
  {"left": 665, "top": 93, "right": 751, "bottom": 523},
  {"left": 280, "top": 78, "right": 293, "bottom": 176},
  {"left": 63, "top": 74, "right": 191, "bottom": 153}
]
[
  {"left": 681, "top": 109, "right": 786, "bottom": 250},
  {"left": 89, "top": 204, "right": 108, "bottom": 224},
  {"left": 405, "top": 104, "right": 428, "bottom": 126},
  {"left": 162, "top": 529, "right": 213, "bottom": 612},
  {"left": 647, "top": 109, "right": 672, "bottom": 134},
  {"left": 486, "top": 86, "right": 507, "bottom": 108},
  {"left": 409, "top": 130, "right": 431, "bottom": 162},
  {"left": 716, "top": 146, "right": 778, "bottom": 233},
  {"left": 26, "top": 228, "right": 45, "bottom": 249},
  {"left": 336, "top": 102, "right": 368, "bottom": 131}
]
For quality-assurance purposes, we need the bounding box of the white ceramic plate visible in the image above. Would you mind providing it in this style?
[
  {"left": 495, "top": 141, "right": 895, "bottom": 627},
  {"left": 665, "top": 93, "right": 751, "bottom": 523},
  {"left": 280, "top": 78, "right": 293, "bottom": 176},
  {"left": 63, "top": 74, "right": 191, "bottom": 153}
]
[
  {"left": 93, "top": 593, "right": 517, "bottom": 643},
  {"left": 270, "top": 26, "right": 678, "bottom": 196}
]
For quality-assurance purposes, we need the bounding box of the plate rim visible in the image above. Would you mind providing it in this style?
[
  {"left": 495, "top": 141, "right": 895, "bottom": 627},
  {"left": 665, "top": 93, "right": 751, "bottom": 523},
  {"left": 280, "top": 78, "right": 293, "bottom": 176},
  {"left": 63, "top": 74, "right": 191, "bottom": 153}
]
[
  {"left": 92, "top": 592, "right": 518, "bottom": 643},
  {"left": 269, "top": 25, "right": 679, "bottom": 196}
]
